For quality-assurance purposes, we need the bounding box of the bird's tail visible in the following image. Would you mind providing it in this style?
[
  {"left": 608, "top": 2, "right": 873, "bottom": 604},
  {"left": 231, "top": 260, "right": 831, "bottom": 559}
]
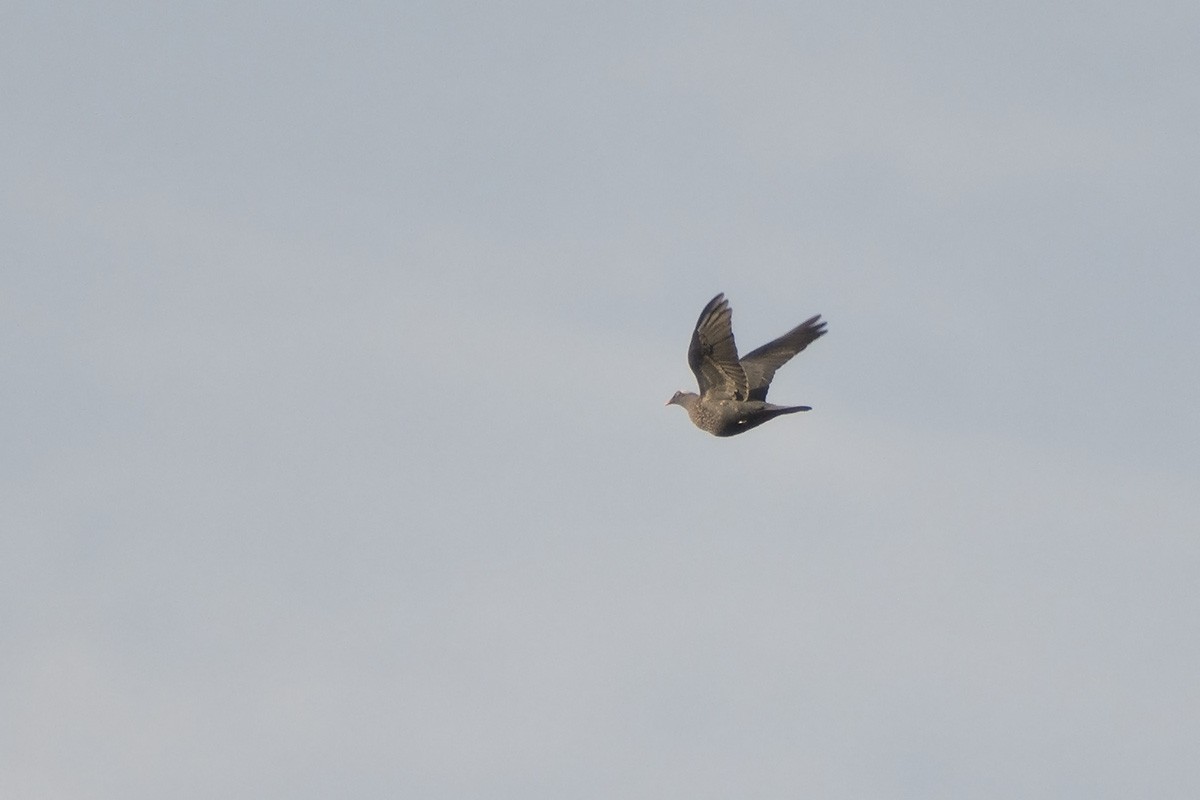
[
  {"left": 768, "top": 403, "right": 811, "bottom": 414},
  {"left": 730, "top": 403, "right": 811, "bottom": 434}
]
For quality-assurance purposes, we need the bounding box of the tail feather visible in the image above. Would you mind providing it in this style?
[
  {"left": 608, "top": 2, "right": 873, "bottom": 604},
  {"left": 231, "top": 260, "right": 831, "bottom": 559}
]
[{"left": 724, "top": 403, "right": 811, "bottom": 435}]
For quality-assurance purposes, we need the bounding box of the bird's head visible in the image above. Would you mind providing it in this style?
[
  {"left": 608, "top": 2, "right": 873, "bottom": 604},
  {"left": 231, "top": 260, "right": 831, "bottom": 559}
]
[{"left": 665, "top": 390, "right": 695, "bottom": 408}]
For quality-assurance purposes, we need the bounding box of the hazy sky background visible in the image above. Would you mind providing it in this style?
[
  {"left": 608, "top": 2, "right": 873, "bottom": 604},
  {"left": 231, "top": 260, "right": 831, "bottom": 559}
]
[{"left": 4, "top": 2, "right": 1199, "bottom": 798}]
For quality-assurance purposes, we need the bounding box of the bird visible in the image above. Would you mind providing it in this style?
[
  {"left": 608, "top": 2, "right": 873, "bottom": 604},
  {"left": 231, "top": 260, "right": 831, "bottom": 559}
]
[{"left": 667, "top": 293, "right": 827, "bottom": 436}]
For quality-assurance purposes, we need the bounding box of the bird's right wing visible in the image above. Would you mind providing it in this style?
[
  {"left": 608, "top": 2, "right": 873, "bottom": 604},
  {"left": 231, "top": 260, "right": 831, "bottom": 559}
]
[
  {"left": 740, "top": 314, "right": 826, "bottom": 401},
  {"left": 687, "top": 293, "right": 748, "bottom": 399}
]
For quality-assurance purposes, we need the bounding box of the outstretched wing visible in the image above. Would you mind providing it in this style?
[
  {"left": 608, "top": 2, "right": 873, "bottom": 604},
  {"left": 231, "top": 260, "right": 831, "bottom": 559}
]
[
  {"left": 740, "top": 314, "right": 826, "bottom": 401},
  {"left": 687, "top": 293, "right": 748, "bottom": 399}
]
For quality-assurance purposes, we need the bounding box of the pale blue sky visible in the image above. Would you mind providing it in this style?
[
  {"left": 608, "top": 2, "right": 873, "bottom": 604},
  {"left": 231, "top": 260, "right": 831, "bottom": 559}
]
[{"left": 4, "top": 3, "right": 1199, "bottom": 798}]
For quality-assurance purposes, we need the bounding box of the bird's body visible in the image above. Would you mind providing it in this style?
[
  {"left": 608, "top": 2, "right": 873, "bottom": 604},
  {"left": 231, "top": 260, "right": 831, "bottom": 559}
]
[
  {"left": 667, "top": 293, "right": 826, "bottom": 437},
  {"left": 666, "top": 391, "right": 809, "bottom": 437}
]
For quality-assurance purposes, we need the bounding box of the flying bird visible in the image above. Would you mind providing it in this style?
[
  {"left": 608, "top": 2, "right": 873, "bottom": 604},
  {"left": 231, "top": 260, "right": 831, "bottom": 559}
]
[{"left": 667, "top": 293, "right": 827, "bottom": 436}]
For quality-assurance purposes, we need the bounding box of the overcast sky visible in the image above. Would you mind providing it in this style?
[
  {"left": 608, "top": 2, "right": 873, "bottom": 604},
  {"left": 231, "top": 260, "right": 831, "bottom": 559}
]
[{"left": 4, "top": 2, "right": 1199, "bottom": 798}]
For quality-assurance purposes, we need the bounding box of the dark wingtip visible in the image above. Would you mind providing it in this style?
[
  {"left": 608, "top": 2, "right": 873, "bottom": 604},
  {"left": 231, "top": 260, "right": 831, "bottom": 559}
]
[
  {"left": 695, "top": 292, "right": 731, "bottom": 330},
  {"left": 700, "top": 292, "right": 726, "bottom": 315},
  {"left": 803, "top": 314, "right": 828, "bottom": 338}
]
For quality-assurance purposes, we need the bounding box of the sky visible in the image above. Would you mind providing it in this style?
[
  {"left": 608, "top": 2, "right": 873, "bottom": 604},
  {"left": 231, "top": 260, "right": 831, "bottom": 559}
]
[{"left": 3, "top": 2, "right": 1199, "bottom": 798}]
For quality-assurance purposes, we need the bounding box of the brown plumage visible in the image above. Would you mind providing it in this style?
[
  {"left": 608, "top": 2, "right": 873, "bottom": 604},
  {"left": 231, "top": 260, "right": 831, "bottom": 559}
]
[{"left": 667, "top": 293, "right": 827, "bottom": 436}]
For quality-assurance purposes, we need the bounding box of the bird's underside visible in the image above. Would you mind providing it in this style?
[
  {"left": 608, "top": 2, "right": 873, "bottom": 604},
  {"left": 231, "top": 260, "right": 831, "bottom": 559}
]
[{"left": 667, "top": 293, "right": 826, "bottom": 437}]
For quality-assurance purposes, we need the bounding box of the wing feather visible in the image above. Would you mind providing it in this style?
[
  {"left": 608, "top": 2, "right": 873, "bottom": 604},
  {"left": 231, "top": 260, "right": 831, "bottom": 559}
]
[
  {"left": 687, "top": 293, "right": 748, "bottom": 399},
  {"left": 740, "top": 314, "right": 826, "bottom": 401}
]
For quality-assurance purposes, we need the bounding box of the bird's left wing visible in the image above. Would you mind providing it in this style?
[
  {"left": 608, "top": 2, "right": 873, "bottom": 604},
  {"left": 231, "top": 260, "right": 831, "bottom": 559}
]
[{"left": 687, "top": 293, "right": 748, "bottom": 399}]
